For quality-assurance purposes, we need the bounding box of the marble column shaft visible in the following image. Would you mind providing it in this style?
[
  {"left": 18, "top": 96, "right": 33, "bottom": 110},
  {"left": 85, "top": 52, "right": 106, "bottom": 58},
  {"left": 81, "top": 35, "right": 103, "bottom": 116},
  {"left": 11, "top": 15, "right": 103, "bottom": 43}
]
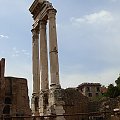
[
  {"left": 32, "top": 28, "right": 40, "bottom": 94},
  {"left": 48, "top": 9, "right": 60, "bottom": 86},
  {"left": 40, "top": 21, "right": 49, "bottom": 91}
]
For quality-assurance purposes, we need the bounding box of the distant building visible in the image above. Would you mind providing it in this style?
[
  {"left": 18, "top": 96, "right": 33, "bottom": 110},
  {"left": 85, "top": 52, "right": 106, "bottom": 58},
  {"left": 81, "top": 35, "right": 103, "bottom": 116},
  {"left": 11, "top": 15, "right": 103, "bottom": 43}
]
[{"left": 77, "top": 83, "right": 102, "bottom": 99}]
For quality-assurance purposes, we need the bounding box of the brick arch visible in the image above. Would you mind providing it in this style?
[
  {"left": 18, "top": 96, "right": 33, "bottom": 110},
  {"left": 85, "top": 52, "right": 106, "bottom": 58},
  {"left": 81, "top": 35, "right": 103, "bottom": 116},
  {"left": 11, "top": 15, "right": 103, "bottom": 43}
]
[{"left": 3, "top": 105, "right": 10, "bottom": 114}]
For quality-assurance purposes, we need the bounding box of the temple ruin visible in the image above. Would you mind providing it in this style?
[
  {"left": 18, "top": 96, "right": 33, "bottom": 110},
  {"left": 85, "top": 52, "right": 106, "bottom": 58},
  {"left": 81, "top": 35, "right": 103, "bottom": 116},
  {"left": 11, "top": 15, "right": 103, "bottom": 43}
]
[
  {"left": 29, "top": 0, "right": 65, "bottom": 118},
  {"left": 29, "top": 0, "right": 89, "bottom": 120}
]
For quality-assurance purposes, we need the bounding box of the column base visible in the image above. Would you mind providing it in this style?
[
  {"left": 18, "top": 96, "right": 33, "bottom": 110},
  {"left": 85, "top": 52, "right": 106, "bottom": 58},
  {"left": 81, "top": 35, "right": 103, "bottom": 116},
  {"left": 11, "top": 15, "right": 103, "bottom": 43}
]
[
  {"left": 39, "top": 90, "right": 49, "bottom": 116},
  {"left": 31, "top": 93, "right": 39, "bottom": 116},
  {"left": 47, "top": 88, "right": 66, "bottom": 120}
]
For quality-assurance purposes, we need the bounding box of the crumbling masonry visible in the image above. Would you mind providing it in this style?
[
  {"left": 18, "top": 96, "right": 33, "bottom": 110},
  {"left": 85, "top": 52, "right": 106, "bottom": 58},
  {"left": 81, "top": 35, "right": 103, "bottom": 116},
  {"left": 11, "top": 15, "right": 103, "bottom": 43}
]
[{"left": 0, "top": 58, "right": 31, "bottom": 118}]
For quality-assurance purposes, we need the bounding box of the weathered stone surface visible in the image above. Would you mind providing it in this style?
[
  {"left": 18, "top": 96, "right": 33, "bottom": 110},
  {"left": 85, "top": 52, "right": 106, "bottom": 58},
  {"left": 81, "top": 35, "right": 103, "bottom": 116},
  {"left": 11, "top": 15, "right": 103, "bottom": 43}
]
[
  {"left": 41, "top": 88, "right": 89, "bottom": 120},
  {"left": 78, "top": 83, "right": 102, "bottom": 100},
  {"left": 0, "top": 58, "right": 5, "bottom": 79},
  {"left": 0, "top": 58, "right": 5, "bottom": 118},
  {"left": 32, "top": 28, "right": 40, "bottom": 95},
  {"left": 0, "top": 77, "right": 31, "bottom": 117},
  {"left": 40, "top": 20, "right": 49, "bottom": 91},
  {"left": 61, "top": 88, "right": 89, "bottom": 120},
  {"left": 30, "top": 0, "right": 62, "bottom": 117}
]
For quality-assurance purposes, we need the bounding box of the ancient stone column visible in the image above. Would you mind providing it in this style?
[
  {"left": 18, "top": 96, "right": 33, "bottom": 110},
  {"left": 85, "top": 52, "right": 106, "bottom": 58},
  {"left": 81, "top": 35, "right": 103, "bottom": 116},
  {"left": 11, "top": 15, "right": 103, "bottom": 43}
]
[
  {"left": 32, "top": 28, "right": 40, "bottom": 94},
  {"left": 40, "top": 20, "right": 49, "bottom": 91},
  {"left": 48, "top": 9, "right": 60, "bottom": 88}
]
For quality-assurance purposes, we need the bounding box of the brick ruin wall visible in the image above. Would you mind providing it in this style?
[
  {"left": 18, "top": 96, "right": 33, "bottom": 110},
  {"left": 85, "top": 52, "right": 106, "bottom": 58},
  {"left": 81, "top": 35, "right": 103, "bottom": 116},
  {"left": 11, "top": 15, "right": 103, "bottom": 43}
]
[
  {"left": 0, "top": 58, "right": 31, "bottom": 118},
  {"left": 52, "top": 88, "right": 89, "bottom": 120},
  {"left": 0, "top": 77, "right": 31, "bottom": 118}
]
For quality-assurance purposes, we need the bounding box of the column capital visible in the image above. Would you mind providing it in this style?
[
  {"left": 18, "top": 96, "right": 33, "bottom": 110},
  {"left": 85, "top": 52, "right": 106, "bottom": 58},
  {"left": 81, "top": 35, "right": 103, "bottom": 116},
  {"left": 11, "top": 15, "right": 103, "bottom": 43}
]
[
  {"left": 39, "top": 20, "right": 47, "bottom": 29},
  {"left": 31, "top": 28, "right": 39, "bottom": 35},
  {"left": 48, "top": 9, "right": 57, "bottom": 19},
  {"left": 40, "top": 20, "right": 47, "bottom": 24},
  {"left": 31, "top": 28, "right": 39, "bottom": 41}
]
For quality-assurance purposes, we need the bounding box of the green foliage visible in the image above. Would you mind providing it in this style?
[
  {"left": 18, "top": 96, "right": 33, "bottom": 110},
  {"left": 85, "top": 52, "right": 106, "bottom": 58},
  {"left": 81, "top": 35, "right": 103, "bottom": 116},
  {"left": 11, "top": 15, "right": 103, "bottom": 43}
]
[
  {"left": 115, "top": 75, "right": 120, "bottom": 90},
  {"left": 105, "top": 75, "right": 120, "bottom": 98},
  {"left": 106, "top": 84, "right": 120, "bottom": 98}
]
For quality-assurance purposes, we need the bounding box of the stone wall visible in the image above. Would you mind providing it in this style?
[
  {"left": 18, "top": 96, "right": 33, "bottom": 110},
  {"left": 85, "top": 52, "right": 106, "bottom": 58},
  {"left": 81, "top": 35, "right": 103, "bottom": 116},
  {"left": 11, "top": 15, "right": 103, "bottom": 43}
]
[
  {"left": 49, "top": 88, "right": 89, "bottom": 120},
  {"left": 88, "top": 96, "right": 120, "bottom": 120},
  {"left": 99, "top": 97, "right": 120, "bottom": 120},
  {"left": 0, "top": 58, "right": 6, "bottom": 117},
  {"left": 0, "top": 76, "right": 31, "bottom": 118}
]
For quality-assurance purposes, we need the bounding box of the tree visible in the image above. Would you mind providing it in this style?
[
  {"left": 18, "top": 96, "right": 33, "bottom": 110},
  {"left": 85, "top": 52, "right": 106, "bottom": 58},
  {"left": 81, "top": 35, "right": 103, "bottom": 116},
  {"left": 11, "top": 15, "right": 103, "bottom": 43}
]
[
  {"left": 115, "top": 75, "right": 120, "bottom": 90},
  {"left": 105, "top": 75, "right": 120, "bottom": 98},
  {"left": 106, "top": 84, "right": 115, "bottom": 98}
]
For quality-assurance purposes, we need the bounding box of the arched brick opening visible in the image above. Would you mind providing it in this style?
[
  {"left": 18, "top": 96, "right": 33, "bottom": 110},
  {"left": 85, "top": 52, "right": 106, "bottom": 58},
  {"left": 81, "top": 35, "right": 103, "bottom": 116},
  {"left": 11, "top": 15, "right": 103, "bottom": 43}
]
[{"left": 3, "top": 105, "right": 10, "bottom": 114}]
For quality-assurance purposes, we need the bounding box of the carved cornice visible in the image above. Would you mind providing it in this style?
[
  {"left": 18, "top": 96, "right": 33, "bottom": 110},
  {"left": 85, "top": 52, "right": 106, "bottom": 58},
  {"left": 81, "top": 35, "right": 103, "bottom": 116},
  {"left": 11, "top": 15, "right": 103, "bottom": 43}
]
[
  {"left": 29, "top": 0, "right": 54, "bottom": 20},
  {"left": 29, "top": 0, "right": 45, "bottom": 13},
  {"left": 29, "top": 0, "right": 44, "bottom": 19}
]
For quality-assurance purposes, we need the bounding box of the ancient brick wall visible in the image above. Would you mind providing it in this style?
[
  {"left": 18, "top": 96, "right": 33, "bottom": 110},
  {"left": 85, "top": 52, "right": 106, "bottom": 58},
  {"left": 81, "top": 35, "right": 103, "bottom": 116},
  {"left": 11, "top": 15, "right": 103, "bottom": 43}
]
[
  {"left": 0, "top": 77, "right": 31, "bottom": 118},
  {"left": 60, "top": 88, "right": 89, "bottom": 120},
  {"left": 0, "top": 58, "right": 6, "bottom": 116}
]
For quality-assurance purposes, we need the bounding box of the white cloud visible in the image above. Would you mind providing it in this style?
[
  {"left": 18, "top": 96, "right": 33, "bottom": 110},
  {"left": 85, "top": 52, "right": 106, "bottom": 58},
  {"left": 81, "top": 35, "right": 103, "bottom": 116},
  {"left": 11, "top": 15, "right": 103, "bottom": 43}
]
[
  {"left": 60, "top": 68, "right": 120, "bottom": 88},
  {"left": 71, "top": 10, "right": 113, "bottom": 24},
  {"left": 110, "top": 0, "right": 118, "bottom": 2},
  {"left": 12, "top": 47, "right": 30, "bottom": 57},
  {"left": 0, "top": 34, "right": 8, "bottom": 39}
]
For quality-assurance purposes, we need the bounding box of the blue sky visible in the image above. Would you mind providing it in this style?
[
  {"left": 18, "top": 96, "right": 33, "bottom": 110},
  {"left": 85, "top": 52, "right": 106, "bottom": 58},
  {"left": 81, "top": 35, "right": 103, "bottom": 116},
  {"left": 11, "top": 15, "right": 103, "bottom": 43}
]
[{"left": 0, "top": 0, "right": 120, "bottom": 96}]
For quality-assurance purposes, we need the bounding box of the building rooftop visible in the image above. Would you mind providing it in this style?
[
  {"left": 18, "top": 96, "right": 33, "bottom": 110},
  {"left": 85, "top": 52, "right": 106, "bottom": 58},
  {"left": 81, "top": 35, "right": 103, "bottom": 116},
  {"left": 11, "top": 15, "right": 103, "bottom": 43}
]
[{"left": 78, "top": 83, "right": 101, "bottom": 88}]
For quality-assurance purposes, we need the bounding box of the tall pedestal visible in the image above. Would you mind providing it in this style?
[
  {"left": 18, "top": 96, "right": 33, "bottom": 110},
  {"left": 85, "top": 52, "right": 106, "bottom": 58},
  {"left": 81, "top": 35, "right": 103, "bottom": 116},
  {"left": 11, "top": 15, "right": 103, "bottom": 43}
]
[
  {"left": 39, "top": 91, "right": 49, "bottom": 116},
  {"left": 48, "top": 88, "right": 65, "bottom": 120}
]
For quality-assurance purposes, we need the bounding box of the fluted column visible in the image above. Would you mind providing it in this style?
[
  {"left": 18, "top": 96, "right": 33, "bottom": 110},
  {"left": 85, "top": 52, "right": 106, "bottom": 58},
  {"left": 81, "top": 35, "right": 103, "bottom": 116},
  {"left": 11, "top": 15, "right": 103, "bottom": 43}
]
[
  {"left": 48, "top": 9, "right": 60, "bottom": 88},
  {"left": 40, "top": 20, "right": 49, "bottom": 91},
  {"left": 32, "top": 28, "right": 40, "bottom": 94}
]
